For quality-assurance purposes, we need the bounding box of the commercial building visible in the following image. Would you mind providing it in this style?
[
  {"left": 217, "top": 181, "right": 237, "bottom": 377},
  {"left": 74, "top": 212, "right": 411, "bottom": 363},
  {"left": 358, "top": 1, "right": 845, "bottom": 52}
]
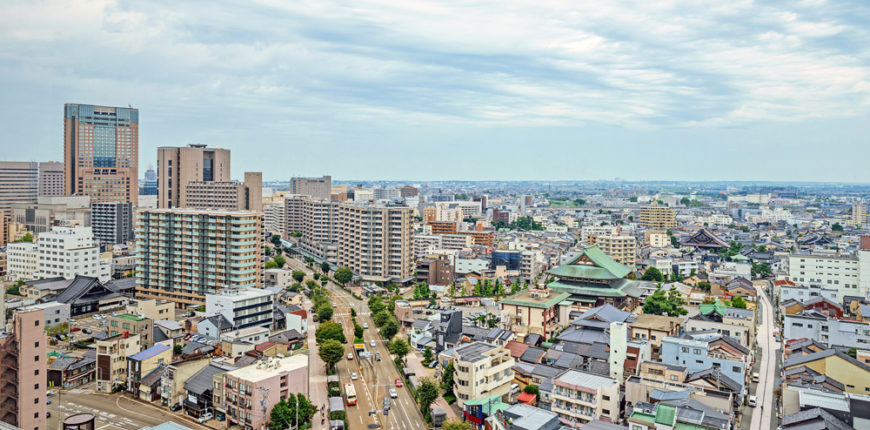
[
  {"left": 580, "top": 225, "right": 619, "bottom": 245},
  {"left": 36, "top": 226, "right": 101, "bottom": 280},
  {"left": 6, "top": 241, "right": 38, "bottom": 280},
  {"left": 91, "top": 201, "right": 133, "bottom": 245},
  {"left": 786, "top": 253, "right": 865, "bottom": 301},
  {"left": 429, "top": 221, "right": 457, "bottom": 235},
  {"left": 11, "top": 195, "right": 92, "bottom": 234},
  {"left": 157, "top": 145, "right": 231, "bottom": 209},
  {"left": 450, "top": 342, "right": 515, "bottom": 408},
  {"left": 639, "top": 204, "right": 676, "bottom": 229},
  {"left": 461, "top": 230, "right": 495, "bottom": 247},
  {"left": 373, "top": 187, "right": 400, "bottom": 201},
  {"left": 38, "top": 162, "right": 64, "bottom": 197},
  {"left": 0, "top": 161, "right": 39, "bottom": 212},
  {"left": 205, "top": 288, "right": 274, "bottom": 331},
  {"left": 125, "top": 298, "right": 174, "bottom": 321},
  {"left": 499, "top": 288, "right": 571, "bottom": 339},
  {"left": 338, "top": 203, "right": 413, "bottom": 283},
  {"left": 853, "top": 202, "right": 867, "bottom": 225},
  {"left": 63, "top": 104, "right": 138, "bottom": 204},
  {"left": 416, "top": 255, "right": 455, "bottom": 286},
  {"left": 413, "top": 235, "right": 442, "bottom": 257},
  {"left": 136, "top": 208, "right": 264, "bottom": 307},
  {"left": 784, "top": 311, "right": 870, "bottom": 348},
  {"left": 595, "top": 235, "right": 636, "bottom": 266},
  {"left": 223, "top": 355, "right": 309, "bottom": 430},
  {"left": 0, "top": 310, "right": 47, "bottom": 430},
  {"left": 126, "top": 344, "right": 172, "bottom": 396},
  {"left": 400, "top": 186, "right": 418, "bottom": 198},
  {"left": 184, "top": 171, "right": 262, "bottom": 212},
  {"left": 441, "top": 233, "right": 474, "bottom": 250},
  {"left": 549, "top": 370, "right": 620, "bottom": 426},
  {"left": 289, "top": 176, "right": 332, "bottom": 200},
  {"left": 107, "top": 314, "right": 153, "bottom": 348}
]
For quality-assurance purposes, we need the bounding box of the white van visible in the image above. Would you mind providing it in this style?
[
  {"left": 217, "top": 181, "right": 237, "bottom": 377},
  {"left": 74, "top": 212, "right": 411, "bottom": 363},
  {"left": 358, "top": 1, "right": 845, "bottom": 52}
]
[
  {"left": 510, "top": 384, "right": 520, "bottom": 395},
  {"left": 751, "top": 372, "right": 760, "bottom": 383},
  {"left": 748, "top": 395, "right": 757, "bottom": 407}
]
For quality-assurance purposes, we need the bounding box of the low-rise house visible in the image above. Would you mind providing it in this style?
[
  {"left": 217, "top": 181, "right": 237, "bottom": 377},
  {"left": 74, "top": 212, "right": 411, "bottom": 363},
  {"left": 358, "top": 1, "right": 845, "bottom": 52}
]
[
  {"left": 221, "top": 326, "right": 270, "bottom": 344},
  {"left": 784, "top": 310, "right": 870, "bottom": 348},
  {"left": 183, "top": 362, "right": 236, "bottom": 419},
  {"left": 154, "top": 320, "right": 184, "bottom": 339},
  {"left": 449, "top": 342, "right": 516, "bottom": 408},
  {"left": 627, "top": 401, "right": 731, "bottom": 430},
  {"left": 96, "top": 333, "right": 142, "bottom": 392},
  {"left": 21, "top": 277, "right": 71, "bottom": 300},
  {"left": 224, "top": 356, "right": 308, "bottom": 430},
  {"left": 48, "top": 355, "right": 96, "bottom": 389},
  {"left": 625, "top": 361, "right": 736, "bottom": 414},
  {"left": 222, "top": 340, "right": 255, "bottom": 359},
  {"left": 498, "top": 288, "right": 571, "bottom": 341},
  {"left": 127, "top": 344, "right": 172, "bottom": 396},
  {"left": 198, "top": 315, "right": 234, "bottom": 339},
  {"left": 628, "top": 314, "right": 682, "bottom": 359},
  {"left": 548, "top": 369, "right": 620, "bottom": 426},
  {"left": 783, "top": 348, "right": 870, "bottom": 395},
  {"left": 108, "top": 314, "right": 154, "bottom": 348},
  {"left": 684, "top": 301, "right": 754, "bottom": 349},
  {"left": 661, "top": 333, "right": 750, "bottom": 393},
  {"left": 495, "top": 403, "right": 561, "bottom": 430},
  {"left": 125, "top": 298, "right": 174, "bottom": 320},
  {"left": 269, "top": 329, "right": 304, "bottom": 350}
]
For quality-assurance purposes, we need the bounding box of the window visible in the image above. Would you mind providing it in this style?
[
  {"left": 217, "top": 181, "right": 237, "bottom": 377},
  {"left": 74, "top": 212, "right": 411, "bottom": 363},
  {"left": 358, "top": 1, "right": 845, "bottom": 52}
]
[
  {"left": 34, "top": 384, "right": 39, "bottom": 390},
  {"left": 34, "top": 320, "right": 39, "bottom": 326},
  {"left": 681, "top": 347, "right": 689, "bottom": 353},
  {"left": 693, "top": 348, "right": 701, "bottom": 355},
  {"left": 34, "top": 370, "right": 39, "bottom": 376},
  {"left": 733, "top": 366, "right": 740, "bottom": 373},
  {"left": 34, "top": 342, "right": 39, "bottom": 348},
  {"left": 670, "top": 375, "right": 678, "bottom": 381},
  {"left": 34, "top": 398, "right": 38, "bottom": 404}
]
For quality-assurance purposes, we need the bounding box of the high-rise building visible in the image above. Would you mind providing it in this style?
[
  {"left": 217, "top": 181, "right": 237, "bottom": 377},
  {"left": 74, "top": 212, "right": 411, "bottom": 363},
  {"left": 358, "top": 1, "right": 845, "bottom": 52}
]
[
  {"left": 373, "top": 187, "right": 400, "bottom": 201},
  {"left": 63, "top": 104, "right": 139, "bottom": 204},
  {"left": 38, "top": 162, "right": 64, "bottom": 196},
  {"left": 338, "top": 203, "right": 413, "bottom": 282},
  {"left": 136, "top": 208, "right": 264, "bottom": 307},
  {"left": 596, "top": 235, "right": 637, "bottom": 266},
  {"left": 11, "top": 195, "right": 92, "bottom": 234},
  {"left": 205, "top": 288, "right": 274, "bottom": 331},
  {"left": 400, "top": 185, "right": 418, "bottom": 198},
  {"left": 92, "top": 201, "right": 134, "bottom": 245},
  {"left": 184, "top": 171, "right": 262, "bottom": 212},
  {"left": 0, "top": 161, "right": 39, "bottom": 213},
  {"left": 157, "top": 145, "right": 231, "bottom": 209},
  {"left": 36, "top": 226, "right": 101, "bottom": 280},
  {"left": 639, "top": 204, "right": 676, "bottom": 229},
  {"left": 0, "top": 309, "right": 47, "bottom": 430},
  {"left": 852, "top": 202, "right": 866, "bottom": 226},
  {"left": 284, "top": 195, "right": 340, "bottom": 263},
  {"left": 289, "top": 176, "right": 331, "bottom": 200},
  {"left": 141, "top": 164, "right": 158, "bottom": 196}
]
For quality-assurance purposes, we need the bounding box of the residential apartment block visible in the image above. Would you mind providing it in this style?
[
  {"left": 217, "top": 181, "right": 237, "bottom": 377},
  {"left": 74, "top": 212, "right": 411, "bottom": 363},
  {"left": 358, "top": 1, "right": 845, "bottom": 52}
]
[
  {"left": 289, "top": 176, "right": 331, "bottom": 200},
  {"left": 96, "top": 333, "right": 143, "bottom": 392},
  {"left": 223, "top": 355, "right": 309, "bottom": 430},
  {"left": 0, "top": 309, "right": 47, "bottom": 430},
  {"left": 184, "top": 171, "right": 262, "bottom": 212},
  {"left": 338, "top": 203, "right": 413, "bottom": 283},
  {"left": 91, "top": 201, "right": 133, "bottom": 245},
  {"left": 549, "top": 370, "right": 620, "bottom": 426},
  {"left": 135, "top": 208, "right": 264, "bottom": 307},
  {"left": 639, "top": 204, "right": 676, "bottom": 229},
  {"left": 64, "top": 104, "right": 139, "bottom": 204},
  {"left": 205, "top": 288, "right": 274, "bottom": 331},
  {"left": 283, "top": 195, "right": 340, "bottom": 263},
  {"left": 450, "top": 342, "right": 515, "bottom": 407},
  {"left": 38, "top": 162, "right": 64, "bottom": 197},
  {"left": 157, "top": 144, "right": 231, "bottom": 209},
  {"left": 0, "top": 161, "right": 39, "bottom": 212},
  {"left": 36, "top": 226, "right": 101, "bottom": 280},
  {"left": 595, "top": 235, "right": 637, "bottom": 266}
]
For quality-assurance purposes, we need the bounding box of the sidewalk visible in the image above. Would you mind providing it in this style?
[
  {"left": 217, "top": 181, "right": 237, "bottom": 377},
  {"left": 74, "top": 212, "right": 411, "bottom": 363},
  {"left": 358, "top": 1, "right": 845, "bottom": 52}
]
[
  {"left": 405, "top": 350, "right": 460, "bottom": 420},
  {"left": 306, "top": 298, "right": 329, "bottom": 430}
]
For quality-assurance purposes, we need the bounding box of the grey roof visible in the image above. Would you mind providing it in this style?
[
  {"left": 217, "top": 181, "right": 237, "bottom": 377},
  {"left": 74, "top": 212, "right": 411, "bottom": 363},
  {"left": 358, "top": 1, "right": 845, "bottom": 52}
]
[
  {"left": 569, "top": 304, "right": 631, "bottom": 329},
  {"left": 781, "top": 407, "right": 852, "bottom": 430},
  {"left": 155, "top": 320, "right": 183, "bottom": 331},
  {"left": 185, "top": 363, "right": 235, "bottom": 395},
  {"left": 24, "top": 277, "right": 71, "bottom": 291},
  {"left": 270, "top": 329, "right": 303, "bottom": 344},
  {"left": 52, "top": 276, "right": 115, "bottom": 304},
  {"left": 49, "top": 356, "right": 79, "bottom": 370},
  {"left": 204, "top": 315, "right": 233, "bottom": 330},
  {"left": 644, "top": 360, "right": 687, "bottom": 372},
  {"left": 581, "top": 421, "right": 629, "bottom": 430},
  {"left": 411, "top": 319, "right": 431, "bottom": 330},
  {"left": 524, "top": 333, "right": 543, "bottom": 346},
  {"left": 553, "top": 369, "right": 617, "bottom": 389},
  {"left": 520, "top": 347, "right": 546, "bottom": 364},
  {"left": 531, "top": 364, "right": 561, "bottom": 379},
  {"left": 153, "top": 327, "right": 170, "bottom": 343},
  {"left": 553, "top": 352, "right": 582, "bottom": 369},
  {"left": 685, "top": 367, "right": 741, "bottom": 393},
  {"left": 784, "top": 349, "right": 870, "bottom": 372},
  {"left": 650, "top": 389, "right": 691, "bottom": 401},
  {"left": 181, "top": 341, "right": 214, "bottom": 356},
  {"left": 557, "top": 328, "right": 609, "bottom": 344},
  {"left": 502, "top": 404, "right": 559, "bottom": 430},
  {"left": 454, "top": 342, "right": 499, "bottom": 362},
  {"left": 328, "top": 397, "right": 345, "bottom": 413},
  {"left": 140, "top": 364, "right": 166, "bottom": 386},
  {"left": 106, "top": 277, "right": 137, "bottom": 293}
]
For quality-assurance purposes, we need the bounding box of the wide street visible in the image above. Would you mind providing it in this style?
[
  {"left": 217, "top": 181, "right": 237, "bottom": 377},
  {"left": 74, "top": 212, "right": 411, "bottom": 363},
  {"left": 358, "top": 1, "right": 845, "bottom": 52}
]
[
  {"left": 47, "top": 383, "right": 210, "bottom": 430},
  {"left": 750, "top": 284, "right": 779, "bottom": 430}
]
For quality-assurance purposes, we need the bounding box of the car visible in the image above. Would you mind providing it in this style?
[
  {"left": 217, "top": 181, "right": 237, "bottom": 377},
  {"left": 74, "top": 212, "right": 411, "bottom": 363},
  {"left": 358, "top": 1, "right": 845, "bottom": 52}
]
[
  {"left": 363, "top": 323, "right": 368, "bottom": 329},
  {"left": 170, "top": 403, "right": 182, "bottom": 412},
  {"left": 70, "top": 327, "right": 81, "bottom": 332},
  {"left": 428, "top": 361, "right": 437, "bottom": 368},
  {"left": 395, "top": 378, "right": 403, "bottom": 388},
  {"left": 349, "top": 303, "right": 354, "bottom": 307},
  {"left": 383, "top": 397, "right": 390, "bottom": 413},
  {"left": 351, "top": 372, "right": 358, "bottom": 380},
  {"left": 375, "top": 353, "right": 381, "bottom": 361},
  {"left": 46, "top": 412, "right": 51, "bottom": 418},
  {"left": 347, "top": 353, "right": 353, "bottom": 360},
  {"left": 46, "top": 390, "right": 54, "bottom": 397},
  {"left": 198, "top": 412, "right": 213, "bottom": 423},
  {"left": 748, "top": 395, "right": 757, "bottom": 407},
  {"left": 389, "top": 388, "right": 397, "bottom": 398},
  {"left": 370, "top": 340, "right": 376, "bottom": 347},
  {"left": 82, "top": 328, "right": 92, "bottom": 335},
  {"left": 751, "top": 372, "right": 760, "bottom": 383},
  {"left": 92, "top": 315, "right": 101, "bottom": 320}
]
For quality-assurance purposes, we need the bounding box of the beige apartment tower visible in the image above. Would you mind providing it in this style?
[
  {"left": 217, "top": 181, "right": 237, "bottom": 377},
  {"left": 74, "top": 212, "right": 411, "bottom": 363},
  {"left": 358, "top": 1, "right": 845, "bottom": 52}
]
[
  {"left": 136, "top": 208, "right": 264, "bottom": 307},
  {"left": 284, "top": 195, "right": 340, "bottom": 263},
  {"left": 640, "top": 204, "right": 676, "bottom": 229},
  {"left": 596, "top": 235, "right": 637, "bottom": 266},
  {"left": 338, "top": 203, "right": 413, "bottom": 282},
  {"left": 0, "top": 161, "right": 39, "bottom": 212},
  {"left": 290, "top": 176, "right": 332, "bottom": 200},
  {"left": 0, "top": 309, "right": 47, "bottom": 430},
  {"left": 184, "top": 171, "right": 263, "bottom": 212},
  {"left": 38, "top": 162, "right": 64, "bottom": 197},
  {"left": 64, "top": 104, "right": 138, "bottom": 204},
  {"left": 157, "top": 145, "right": 231, "bottom": 208}
]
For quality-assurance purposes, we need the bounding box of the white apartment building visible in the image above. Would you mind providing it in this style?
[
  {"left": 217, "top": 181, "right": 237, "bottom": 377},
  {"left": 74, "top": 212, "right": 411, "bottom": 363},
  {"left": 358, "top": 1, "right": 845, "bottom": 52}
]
[
  {"left": 786, "top": 254, "right": 863, "bottom": 300},
  {"left": 36, "top": 226, "right": 100, "bottom": 280},
  {"left": 521, "top": 250, "right": 541, "bottom": 282},
  {"left": 264, "top": 202, "right": 286, "bottom": 235},
  {"left": 6, "top": 241, "right": 38, "bottom": 280},
  {"left": 581, "top": 225, "right": 620, "bottom": 245},
  {"left": 550, "top": 370, "right": 621, "bottom": 426},
  {"left": 352, "top": 188, "right": 374, "bottom": 202},
  {"left": 450, "top": 342, "right": 515, "bottom": 408},
  {"left": 373, "top": 187, "right": 401, "bottom": 201},
  {"left": 205, "top": 288, "right": 275, "bottom": 331},
  {"left": 414, "top": 234, "right": 443, "bottom": 257},
  {"left": 441, "top": 233, "right": 474, "bottom": 250}
]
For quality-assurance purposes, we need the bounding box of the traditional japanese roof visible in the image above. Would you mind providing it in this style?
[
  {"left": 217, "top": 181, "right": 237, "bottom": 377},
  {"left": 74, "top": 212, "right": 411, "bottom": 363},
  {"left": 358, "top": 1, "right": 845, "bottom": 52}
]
[
  {"left": 570, "top": 304, "right": 632, "bottom": 329},
  {"left": 52, "top": 275, "right": 118, "bottom": 305},
  {"left": 699, "top": 300, "right": 728, "bottom": 316},
  {"left": 548, "top": 278, "right": 643, "bottom": 299},
  {"left": 547, "top": 245, "right": 632, "bottom": 280},
  {"left": 682, "top": 228, "right": 728, "bottom": 249}
]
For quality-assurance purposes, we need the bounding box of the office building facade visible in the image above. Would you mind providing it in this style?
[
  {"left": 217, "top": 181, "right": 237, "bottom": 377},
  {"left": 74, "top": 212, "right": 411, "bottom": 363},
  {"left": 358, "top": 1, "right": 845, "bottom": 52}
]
[
  {"left": 11, "top": 196, "right": 92, "bottom": 234},
  {"left": 0, "top": 161, "right": 39, "bottom": 213},
  {"left": 63, "top": 104, "right": 138, "bottom": 203},
  {"left": 289, "top": 176, "right": 331, "bottom": 200},
  {"left": 205, "top": 288, "right": 274, "bottom": 331},
  {"left": 92, "top": 201, "right": 133, "bottom": 245},
  {"left": 157, "top": 145, "right": 231, "bottom": 209},
  {"left": 36, "top": 226, "right": 101, "bottom": 280},
  {"left": 38, "top": 162, "right": 64, "bottom": 197},
  {"left": 136, "top": 209, "right": 264, "bottom": 307}
]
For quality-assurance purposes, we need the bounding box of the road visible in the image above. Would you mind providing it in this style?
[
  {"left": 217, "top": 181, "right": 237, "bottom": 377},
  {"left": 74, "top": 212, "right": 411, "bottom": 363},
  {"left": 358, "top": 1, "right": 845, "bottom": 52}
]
[
  {"left": 48, "top": 384, "right": 210, "bottom": 430},
  {"left": 285, "top": 256, "right": 426, "bottom": 430},
  {"left": 750, "top": 285, "right": 779, "bottom": 430}
]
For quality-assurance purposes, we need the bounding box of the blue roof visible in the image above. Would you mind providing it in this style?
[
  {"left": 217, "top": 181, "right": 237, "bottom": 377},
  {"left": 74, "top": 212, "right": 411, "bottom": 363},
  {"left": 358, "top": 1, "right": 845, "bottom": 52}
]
[{"left": 129, "top": 344, "right": 171, "bottom": 361}]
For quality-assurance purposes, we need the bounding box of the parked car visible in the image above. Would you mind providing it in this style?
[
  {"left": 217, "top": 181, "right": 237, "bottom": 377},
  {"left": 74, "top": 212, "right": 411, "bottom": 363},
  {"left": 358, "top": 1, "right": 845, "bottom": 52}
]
[
  {"left": 70, "top": 327, "right": 81, "bottom": 332},
  {"left": 751, "top": 372, "right": 760, "bottom": 383},
  {"left": 82, "top": 328, "right": 92, "bottom": 335},
  {"left": 370, "top": 340, "right": 376, "bottom": 347},
  {"left": 748, "top": 396, "right": 757, "bottom": 407},
  {"left": 198, "top": 412, "right": 213, "bottom": 423},
  {"left": 351, "top": 373, "right": 358, "bottom": 380},
  {"left": 383, "top": 397, "right": 390, "bottom": 414},
  {"left": 375, "top": 353, "right": 381, "bottom": 361},
  {"left": 347, "top": 353, "right": 353, "bottom": 360},
  {"left": 46, "top": 412, "right": 51, "bottom": 418},
  {"left": 395, "top": 378, "right": 403, "bottom": 388},
  {"left": 389, "top": 388, "right": 397, "bottom": 398},
  {"left": 170, "top": 403, "right": 182, "bottom": 412},
  {"left": 363, "top": 323, "right": 368, "bottom": 329}
]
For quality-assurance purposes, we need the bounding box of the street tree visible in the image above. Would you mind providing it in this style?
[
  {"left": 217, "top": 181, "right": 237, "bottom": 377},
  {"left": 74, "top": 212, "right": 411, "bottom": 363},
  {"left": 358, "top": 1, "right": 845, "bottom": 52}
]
[
  {"left": 320, "top": 261, "right": 330, "bottom": 274},
  {"left": 273, "top": 254, "right": 286, "bottom": 268},
  {"left": 334, "top": 267, "right": 353, "bottom": 285},
  {"left": 388, "top": 337, "right": 409, "bottom": 361},
  {"left": 641, "top": 267, "right": 664, "bottom": 282},
  {"left": 318, "top": 339, "right": 345, "bottom": 370},
  {"left": 380, "top": 319, "right": 398, "bottom": 340},
  {"left": 292, "top": 270, "right": 306, "bottom": 283},
  {"left": 416, "top": 378, "right": 441, "bottom": 422},
  {"left": 315, "top": 321, "right": 345, "bottom": 343}
]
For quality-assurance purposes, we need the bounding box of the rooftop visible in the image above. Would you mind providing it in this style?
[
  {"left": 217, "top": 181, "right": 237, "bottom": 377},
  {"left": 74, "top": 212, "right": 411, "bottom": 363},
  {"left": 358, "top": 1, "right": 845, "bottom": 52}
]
[
  {"left": 225, "top": 355, "right": 307, "bottom": 383},
  {"left": 553, "top": 369, "right": 618, "bottom": 391},
  {"left": 115, "top": 314, "right": 148, "bottom": 322},
  {"left": 454, "top": 342, "right": 501, "bottom": 363},
  {"left": 499, "top": 290, "right": 571, "bottom": 309}
]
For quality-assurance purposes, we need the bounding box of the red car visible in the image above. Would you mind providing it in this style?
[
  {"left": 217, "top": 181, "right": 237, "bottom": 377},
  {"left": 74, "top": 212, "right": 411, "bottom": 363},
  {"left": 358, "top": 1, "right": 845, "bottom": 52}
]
[
  {"left": 395, "top": 378, "right": 403, "bottom": 388},
  {"left": 70, "top": 328, "right": 81, "bottom": 332}
]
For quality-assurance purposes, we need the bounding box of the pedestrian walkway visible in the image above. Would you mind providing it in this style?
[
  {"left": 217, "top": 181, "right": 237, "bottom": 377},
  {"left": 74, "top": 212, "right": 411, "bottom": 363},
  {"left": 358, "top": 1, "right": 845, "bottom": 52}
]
[
  {"left": 306, "top": 299, "right": 328, "bottom": 430},
  {"left": 405, "top": 350, "right": 460, "bottom": 420}
]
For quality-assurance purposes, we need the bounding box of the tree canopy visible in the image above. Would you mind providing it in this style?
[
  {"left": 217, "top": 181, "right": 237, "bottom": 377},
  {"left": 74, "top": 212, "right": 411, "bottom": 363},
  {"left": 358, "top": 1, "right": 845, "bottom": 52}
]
[
  {"left": 642, "top": 287, "right": 688, "bottom": 316},
  {"left": 334, "top": 267, "right": 353, "bottom": 285},
  {"left": 318, "top": 339, "right": 345, "bottom": 369},
  {"left": 731, "top": 296, "right": 748, "bottom": 309},
  {"left": 388, "top": 338, "right": 410, "bottom": 361},
  {"left": 292, "top": 270, "right": 306, "bottom": 283},
  {"left": 641, "top": 267, "right": 664, "bottom": 282},
  {"left": 415, "top": 378, "right": 441, "bottom": 422},
  {"left": 320, "top": 261, "right": 330, "bottom": 274},
  {"left": 315, "top": 321, "right": 345, "bottom": 343},
  {"left": 268, "top": 393, "right": 317, "bottom": 430},
  {"left": 273, "top": 254, "right": 286, "bottom": 268}
]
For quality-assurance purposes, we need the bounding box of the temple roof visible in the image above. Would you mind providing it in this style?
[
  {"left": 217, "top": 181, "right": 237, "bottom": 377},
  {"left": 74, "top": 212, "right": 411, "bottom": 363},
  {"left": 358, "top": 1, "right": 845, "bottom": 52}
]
[
  {"left": 547, "top": 245, "right": 632, "bottom": 280},
  {"left": 682, "top": 228, "right": 729, "bottom": 249}
]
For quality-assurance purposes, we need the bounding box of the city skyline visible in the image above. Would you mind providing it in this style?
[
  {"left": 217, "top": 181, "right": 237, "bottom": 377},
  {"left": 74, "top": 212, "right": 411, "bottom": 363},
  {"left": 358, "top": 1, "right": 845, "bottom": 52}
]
[{"left": 0, "top": 1, "right": 868, "bottom": 182}]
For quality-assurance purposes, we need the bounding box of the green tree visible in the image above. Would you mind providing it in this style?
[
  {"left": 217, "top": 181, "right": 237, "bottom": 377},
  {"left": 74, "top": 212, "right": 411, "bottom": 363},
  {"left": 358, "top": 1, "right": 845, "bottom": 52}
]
[
  {"left": 641, "top": 267, "right": 664, "bottom": 282},
  {"left": 442, "top": 420, "right": 474, "bottom": 430},
  {"left": 320, "top": 261, "right": 330, "bottom": 274},
  {"left": 573, "top": 198, "right": 586, "bottom": 206},
  {"left": 318, "top": 339, "right": 345, "bottom": 370},
  {"left": 380, "top": 319, "right": 399, "bottom": 340},
  {"left": 15, "top": 232, "right": 34, "bottom": 243},
  {"left": 523, "top": 384, "right": 540, "bottom": 396},
  {"left": 334, "top": 267, "right": 353, "bottom": 285},
  {"left": 265, "top": 261, "right": 278, "bottom": 269},
  {"left": 388, "top": 337, "right": 409, "bottom": 361},
  {"left": 832, "top": 223, "right": 844, "bottom": 232},
  {"left": 292, "top": 270, "right": 306, "bottom": 283},
  {"left": 373, "top": 310, "right": 392, "bottom": 327},
  {"left": 354, "top": 324, "right": 364, "bottom": 339},
  {"left": 847, "top": 347, "right": 858, "bottom": 358},
  {"left": 305, "top": 279, "right": 318, "bottom": 290},
  {"left": 731, "top": 296, "right": 748, "bottom": 309},
  {"left": 271, "top": 234, "right": 282, "bottom": 246},
  {"left": 441, "top": 361, "right": 455, "bottom": 395},
  {"left": 269, "top": 397, "right": 293, "bottom": 430},
  {"left": 173, "top": 344, "right": 183, "bottom": 356},
  {"left": 265, "top": 246, "right": 273, "bottom": 257},
  {"left": 273, "top": 254, "right": 287, "bottom": 268},
  {"left": 416, "top": 378, "right": 441, "bottom": 422},
  {"left": 317, "top": 304, "right": 334, "bottom": 321},
  {"left": 6, "top": 284, "right": 20, "bottom": 296},
  {"left": 752, "top": 262, "right": 771, "bottom": 278},
  {"left": 423, "top": 346, "right": 434, "bottom": 363},
  {"left": 315, "top": 321, "right": 345, "bottom": 343},
  {"left": 368, "top": 297, "right": 386, "bottom": 314},
  {"left": 642, "top": 287, "right": 688, "bottom": 316}
]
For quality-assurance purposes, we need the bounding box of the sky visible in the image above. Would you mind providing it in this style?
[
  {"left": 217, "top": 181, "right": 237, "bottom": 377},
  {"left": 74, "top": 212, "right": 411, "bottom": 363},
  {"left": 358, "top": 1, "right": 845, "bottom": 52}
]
[{"left": 0, "top": 0, "right": 869, "bottom": 182}]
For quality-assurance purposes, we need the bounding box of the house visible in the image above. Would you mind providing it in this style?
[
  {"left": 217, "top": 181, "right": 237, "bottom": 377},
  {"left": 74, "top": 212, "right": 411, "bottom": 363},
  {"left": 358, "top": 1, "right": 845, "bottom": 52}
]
[
  {"left": 661, "top": 333, "right": 750, "bottom": 392},
  {"left": 183, "top": 362, "right": 236, "bottom": 419},
  {"left": 496, "top": 403, "right": 561, "bottom": 430},
  {"left": 269, "top": 329, "right": 303, "bottom": 350},
  {"left": 499, "top": 288, "right": 571, "bottom": 341},
  {"left": 781, "top": 408, "right": 852, "bottom": 430},
  {"left": 21, "top": 277, "right": 71, "bottom": 300},
  {"left": 625, "top": 361, "right": 735, "bottom": 415},
  {"left": 95, "top": 333, "right": 142, "bottom": 392},
  {"left": 783, "top": 348, "right": 870, "bottom": 395},
  {"left": 547, "top": 369, "right": 620, "bottom": 426},
  {"left": 48, "top": 355, "right": 96, "bottom": 389},
  {"left": 138, "top": 364, "right": 166, "bottom": 402},
  {"left": 628, "top": 401, "right": 731, "bottom": 430},
  {"left": 222, "top": 326, "right": 270, "bottom": 344},
  {"left": 684, "top": 300, "right": 755, "bottom": 349},
  {"left": 154, "top": 320, "right": 185, "bottom": 339},
  {"left": 126, "top": 344, "right": 172, "bottom": 396},
  {"left": 197, "top": 315, "right": 233, "bottom": 339},
  {"left": 628, "top": 314, "right": 682, "bottom": 359},
  {"left": 784, "top": 310, "right": 870, "bottom": 347}
]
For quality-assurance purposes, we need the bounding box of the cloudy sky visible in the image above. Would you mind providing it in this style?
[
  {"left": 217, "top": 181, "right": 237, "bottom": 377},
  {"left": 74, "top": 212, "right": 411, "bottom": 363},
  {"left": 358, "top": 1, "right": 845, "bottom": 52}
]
[{"left": 1, "top": 0, "right": 869, "bottom": 182}]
